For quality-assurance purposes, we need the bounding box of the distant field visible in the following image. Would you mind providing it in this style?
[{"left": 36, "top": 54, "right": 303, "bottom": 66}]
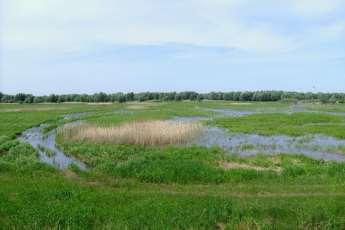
[{"left": 1, "top": 101, "right": 345, "bottom": 229}]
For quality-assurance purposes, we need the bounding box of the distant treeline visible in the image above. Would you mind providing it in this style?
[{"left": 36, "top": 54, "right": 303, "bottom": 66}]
[{"left": 1, "top": 91, "right": 345, "bottom": 104}]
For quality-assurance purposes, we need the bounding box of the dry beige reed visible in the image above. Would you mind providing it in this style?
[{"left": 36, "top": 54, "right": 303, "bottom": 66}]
[{"left": 58, "top": 120, "right": 202, "bottom": 146}]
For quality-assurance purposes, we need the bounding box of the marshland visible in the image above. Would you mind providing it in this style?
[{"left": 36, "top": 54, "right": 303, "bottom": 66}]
[
  {"left": 3, "top": 0, "right": 345, "bottom": 228},
  {"left": 1, "top": 96, "right": 345, "bottom": 229}
]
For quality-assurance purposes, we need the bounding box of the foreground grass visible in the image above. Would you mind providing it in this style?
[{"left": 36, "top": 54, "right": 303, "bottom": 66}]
[
  {"left": 3, "top": 172, "right": 345, "bottom": 229},
  {"left": 212, "top": 112, "right": 345, "bottom": 139},
  {"left": 2, "top": 136, "right": 345, "bottom": 228}
]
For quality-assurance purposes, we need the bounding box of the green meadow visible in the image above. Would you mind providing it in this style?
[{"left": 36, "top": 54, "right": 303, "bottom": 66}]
[
  {"left": 1, "top": 101, "right": 345, "bottom": 229},
  {"left": 212, "top": 113, "right": 345, "bottom": 138}
]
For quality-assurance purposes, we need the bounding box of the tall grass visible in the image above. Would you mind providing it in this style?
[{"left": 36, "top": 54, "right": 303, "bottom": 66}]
[{"left": 58, "top": 121, "right": 202, "bottom": 146}]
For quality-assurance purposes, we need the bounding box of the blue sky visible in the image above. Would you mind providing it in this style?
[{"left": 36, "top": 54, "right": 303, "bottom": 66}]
[{"left": 1, "top": 0, "right": 344, "bottom": 95}]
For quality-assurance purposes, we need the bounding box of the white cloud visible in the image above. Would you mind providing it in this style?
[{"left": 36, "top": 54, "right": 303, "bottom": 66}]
[
  {"left": 2, "top": 0, "right": 344, "bottom": 56},
  {"left": 1, "top": 0, "right": 296, "bottom": 54}
]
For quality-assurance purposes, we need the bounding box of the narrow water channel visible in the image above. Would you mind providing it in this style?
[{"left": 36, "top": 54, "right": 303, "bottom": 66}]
[{"left": 19, "top": 125, "right": 87, "bottom": 170}]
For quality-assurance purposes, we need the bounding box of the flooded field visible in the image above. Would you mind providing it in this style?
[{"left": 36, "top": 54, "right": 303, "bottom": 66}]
[
  {"left": 206, "top": 108, "right": 257, "bottom": 117},
  {"left": 18, "top": 102, "right": 345, "bottom": 170},
  {"left": 63, "top": 112, "right": 94, "bottom": 120},
  {"left": 173, "top": 113, "right": 345, "bottom": 161},
  {"left": 20, "top": 125, "right": 87, "bottom": 170},
  {"left": 196, "top": 127, "right": 345, "bottom": 161}
]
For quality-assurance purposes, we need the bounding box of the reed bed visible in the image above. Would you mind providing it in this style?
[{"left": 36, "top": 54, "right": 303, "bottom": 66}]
[{"left": 58, "top": 120, "right": 203, "bottom": 146}]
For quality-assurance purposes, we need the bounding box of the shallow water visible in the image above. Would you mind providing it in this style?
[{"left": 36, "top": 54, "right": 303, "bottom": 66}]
[
  {"left": 206, "top": 104, "right": 345, "bottom": 118},
  {"left": 194, "top": 126, "right": 345, "bottom": 162},
  {"left": 205, "top": 108, "right": 257, "bottom": 117},
  {"left": 170, "top": 116, "right": 209, "bottom": 123},
  {"left": 63, "top": 112, "right": 93, "bottom": 120},
  {"left": 170, "top": 116, "right": 345, "bottom": 161},
  {"left": 20, "top": 125, "right": 87, "bottom": 170}
]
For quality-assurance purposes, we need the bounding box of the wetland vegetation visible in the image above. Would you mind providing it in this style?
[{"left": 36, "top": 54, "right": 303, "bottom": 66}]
[{"left": 1, "top": 100, "right": 345, "bottom": 229}]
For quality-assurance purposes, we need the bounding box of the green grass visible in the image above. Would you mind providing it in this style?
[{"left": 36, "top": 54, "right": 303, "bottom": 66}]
[
  {"left": 1, "top": 102, "right": 345, "bottom": 228},
  {"left": 85, "top": 101, "right": 210, "bottom": 126},
  {"left": 2, "top": 174, "right": 345, "bottom": 229},
  {"left": 57, "top": 139, "right": 345, "bottom": 187},
  {"left": 304, "top": 103, "right": 345, "bottom": 113},
  {"left": 2, "top": 138, "right": 345, "bottom": 228},
  {"left": 0, "top": 103, "right": 123, "bottom": 138},
  {"left": 197, "top": 100, "right": 291, "bottom": 111},
  {"left": 212, "top": 112, "right": 345, "bottom": 138}
]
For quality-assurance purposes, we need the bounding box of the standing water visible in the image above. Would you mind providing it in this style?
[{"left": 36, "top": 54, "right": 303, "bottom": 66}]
[
  {"left": 171, "top": 116, "right": 345, "bottom": 162},
  {"left": 195, "top": 127, "right": 345, "bottom": 162},
  {"left": 20, "top": 125, "right": 87, "bottom": 170}
]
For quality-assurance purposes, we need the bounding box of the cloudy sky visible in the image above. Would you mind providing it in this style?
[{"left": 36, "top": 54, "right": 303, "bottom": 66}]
[{"left": 1, "top": 0, "right": 344, "bottom": 94}]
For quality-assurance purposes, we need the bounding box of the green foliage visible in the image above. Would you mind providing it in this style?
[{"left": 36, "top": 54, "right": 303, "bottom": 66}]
[{"left": 2, "top": 91, "right": 345, "bottom": 103}]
